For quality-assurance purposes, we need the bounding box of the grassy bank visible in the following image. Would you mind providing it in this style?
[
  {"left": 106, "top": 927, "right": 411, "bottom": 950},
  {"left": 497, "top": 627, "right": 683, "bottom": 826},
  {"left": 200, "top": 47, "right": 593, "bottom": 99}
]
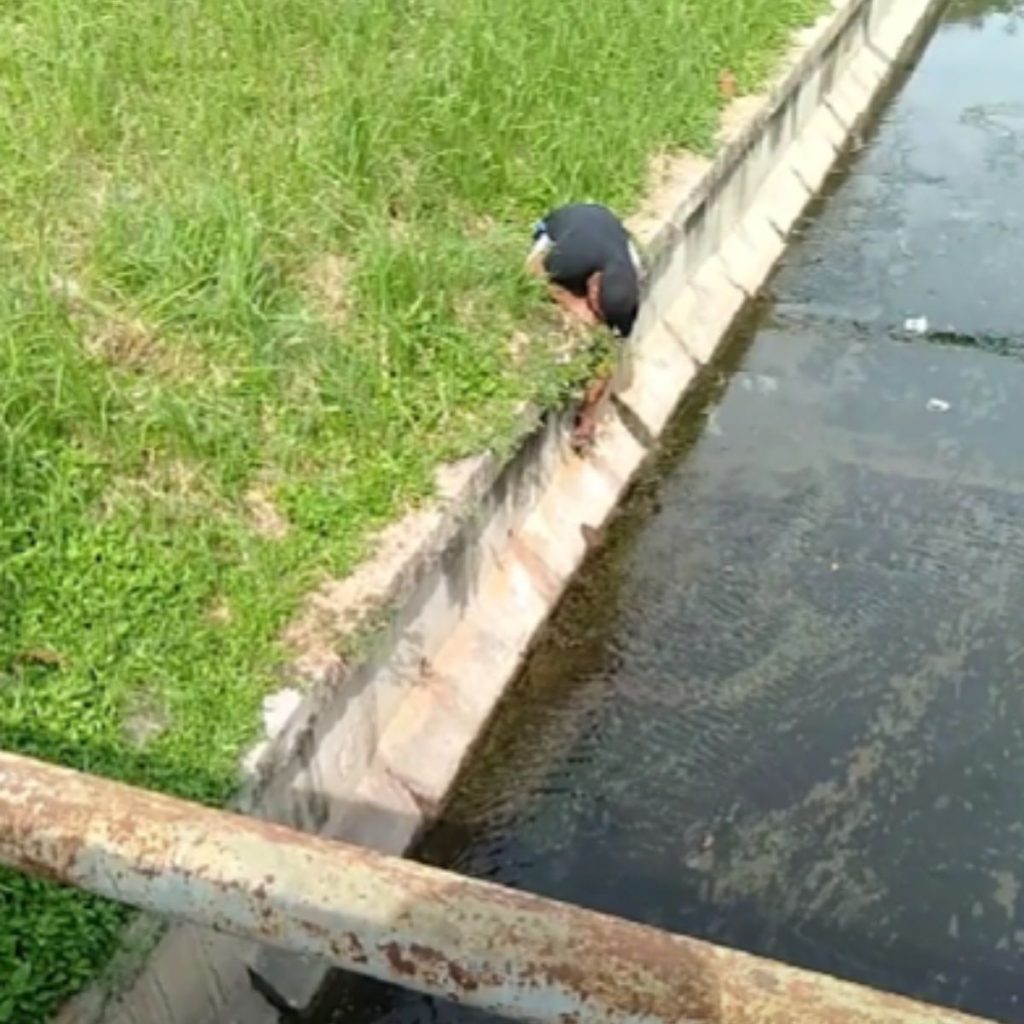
[{"left": 0, "top": 0, "right": 820, "bottom": 1017}]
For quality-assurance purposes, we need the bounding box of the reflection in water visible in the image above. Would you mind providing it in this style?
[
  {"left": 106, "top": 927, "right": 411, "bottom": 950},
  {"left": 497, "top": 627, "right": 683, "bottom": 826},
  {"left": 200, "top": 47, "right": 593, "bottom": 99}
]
[
  {"left": 946, "top": 0, "right": 1022, "bottom": 27},
  {"left": 320, "top": 2, "right": 1024, "bottom": 1022}
]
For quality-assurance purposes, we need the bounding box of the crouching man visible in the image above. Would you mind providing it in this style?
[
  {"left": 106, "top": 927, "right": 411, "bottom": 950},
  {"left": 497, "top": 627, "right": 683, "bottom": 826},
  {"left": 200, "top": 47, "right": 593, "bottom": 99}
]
[{"left": 526, "top": 203, "right": 642, "bottom": 451}]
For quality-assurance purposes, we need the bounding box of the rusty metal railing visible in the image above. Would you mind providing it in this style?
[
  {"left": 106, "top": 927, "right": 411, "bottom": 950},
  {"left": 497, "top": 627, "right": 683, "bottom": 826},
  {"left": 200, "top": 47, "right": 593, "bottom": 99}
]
[{"left": 0, "top": 751, "right": 991, "bottom": 1024}]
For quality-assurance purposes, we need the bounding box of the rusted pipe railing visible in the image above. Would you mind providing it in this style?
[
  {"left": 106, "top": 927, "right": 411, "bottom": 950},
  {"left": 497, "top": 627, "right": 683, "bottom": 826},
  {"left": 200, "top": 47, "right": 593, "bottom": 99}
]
[{"left": 0, "top": 751, "right": 990, "bottom": 1024}]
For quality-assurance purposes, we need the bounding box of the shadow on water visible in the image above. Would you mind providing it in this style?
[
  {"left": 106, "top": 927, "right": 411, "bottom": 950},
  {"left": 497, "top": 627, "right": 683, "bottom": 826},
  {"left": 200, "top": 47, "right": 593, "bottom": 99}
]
[{"left": 313, "top": 1, "right": 1024, "bottom": 1022}]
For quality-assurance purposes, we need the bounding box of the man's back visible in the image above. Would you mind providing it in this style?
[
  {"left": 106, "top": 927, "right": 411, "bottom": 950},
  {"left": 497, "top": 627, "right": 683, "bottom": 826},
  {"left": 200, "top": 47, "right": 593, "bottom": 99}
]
[{"left": 542, "top": 203, "right": 635, "bottom": 289}]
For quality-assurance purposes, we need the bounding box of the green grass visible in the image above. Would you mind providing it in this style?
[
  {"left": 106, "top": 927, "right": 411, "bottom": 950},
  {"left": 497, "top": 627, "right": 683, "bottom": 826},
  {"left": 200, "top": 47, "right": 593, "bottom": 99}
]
[{"left": 0, "top": 0, "right": 821, "bottom": 1018}]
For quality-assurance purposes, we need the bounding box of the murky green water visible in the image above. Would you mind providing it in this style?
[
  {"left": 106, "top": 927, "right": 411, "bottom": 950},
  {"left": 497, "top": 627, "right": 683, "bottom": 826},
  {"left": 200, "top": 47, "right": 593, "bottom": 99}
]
[{"left": 322, "top": 2, "right": 1024, "bottom": 1021}]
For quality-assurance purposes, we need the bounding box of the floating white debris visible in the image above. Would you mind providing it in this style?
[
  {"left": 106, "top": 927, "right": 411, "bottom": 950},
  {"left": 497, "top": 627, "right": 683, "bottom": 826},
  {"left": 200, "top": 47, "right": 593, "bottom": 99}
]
[
  {"left": 737, "top": 373, "right": 778, "bottom": 395},
  {"left": 926, "top": 397, "right": 952, "bottom": 413},
  {"left": 905, "top": 316, "right": 929, "bottom": 334}
]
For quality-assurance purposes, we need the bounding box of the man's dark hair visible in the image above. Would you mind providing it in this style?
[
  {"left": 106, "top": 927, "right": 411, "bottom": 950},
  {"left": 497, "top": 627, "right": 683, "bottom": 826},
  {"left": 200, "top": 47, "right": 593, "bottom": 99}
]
[{"left": 599, "top": 260, "right": 639, "bottom": 338}]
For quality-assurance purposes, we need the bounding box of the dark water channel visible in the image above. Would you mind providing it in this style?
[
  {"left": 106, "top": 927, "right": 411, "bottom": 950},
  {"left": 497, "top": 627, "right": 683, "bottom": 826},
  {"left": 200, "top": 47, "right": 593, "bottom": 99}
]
[{"left": 322, "top": 2, "right": 1024, "bottom": 1020}]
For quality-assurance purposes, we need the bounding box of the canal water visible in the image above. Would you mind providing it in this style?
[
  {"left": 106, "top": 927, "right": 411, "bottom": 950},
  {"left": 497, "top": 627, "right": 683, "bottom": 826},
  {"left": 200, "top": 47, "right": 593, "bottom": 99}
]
[{"left": 321, "top": 1, "right": 1024, "bottom": 1020}]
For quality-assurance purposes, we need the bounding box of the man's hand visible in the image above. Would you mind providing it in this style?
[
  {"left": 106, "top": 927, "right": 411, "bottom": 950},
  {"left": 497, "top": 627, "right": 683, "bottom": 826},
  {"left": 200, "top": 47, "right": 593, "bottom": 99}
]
[{"left": 571, "top": 374, "right": 612, "bottom": 454}]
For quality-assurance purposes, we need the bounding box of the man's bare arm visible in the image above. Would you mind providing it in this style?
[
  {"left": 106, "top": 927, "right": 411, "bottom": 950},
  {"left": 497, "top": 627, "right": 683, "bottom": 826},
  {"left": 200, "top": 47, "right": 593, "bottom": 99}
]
[{"left": 549, "top": 283, "right": 600, "bottom": 326}]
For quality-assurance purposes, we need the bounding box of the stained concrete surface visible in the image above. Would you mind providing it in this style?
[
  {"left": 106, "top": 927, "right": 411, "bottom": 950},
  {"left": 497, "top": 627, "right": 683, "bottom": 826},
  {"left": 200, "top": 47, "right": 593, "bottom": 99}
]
[{"left": 318, "top": 1, "right": 1024, "bottom": 1021}]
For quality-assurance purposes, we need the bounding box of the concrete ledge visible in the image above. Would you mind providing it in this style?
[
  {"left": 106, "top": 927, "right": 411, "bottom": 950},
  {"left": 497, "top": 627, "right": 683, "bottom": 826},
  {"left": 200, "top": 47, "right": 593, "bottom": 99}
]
[{"left": 57, "top": 0, "right": 945, "bottom": 1019}]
